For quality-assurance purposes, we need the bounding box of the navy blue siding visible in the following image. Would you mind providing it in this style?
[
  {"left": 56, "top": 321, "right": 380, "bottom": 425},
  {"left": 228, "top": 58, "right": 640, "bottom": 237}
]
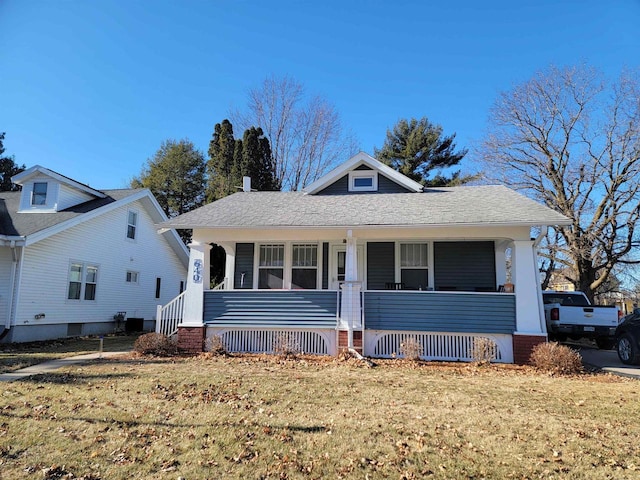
[
  {"left": 367, "top": 242, "right": 395, "bottom": 290},
  {"left": 317, "top": 173, "right": 412, "bottom": 195},
  {"left": 434, "top": 241, "right": 496, "bottom": 291},
  {"left": 234, "top": 243, "right": 255, "bottom": 289},
  {"left": 322, "top": 242, "right": 329, "bottom": 289},
  {"left": 364, "top": 291, "right": 516, "bottom": 334},
  {"left": 204, "top": 290, "right": 338, "bottom": 328}
]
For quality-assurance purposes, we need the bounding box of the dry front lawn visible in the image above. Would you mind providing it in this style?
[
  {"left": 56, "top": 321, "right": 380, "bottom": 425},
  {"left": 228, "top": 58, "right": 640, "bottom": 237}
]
[{"left": 1, "top": 354, "right": 639, "bottom": 479}]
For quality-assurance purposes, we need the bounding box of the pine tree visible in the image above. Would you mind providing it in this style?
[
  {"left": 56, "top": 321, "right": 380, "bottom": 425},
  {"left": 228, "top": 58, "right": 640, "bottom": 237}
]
[
  {"left": 0, "top": 132, "right": 25, "bottom": 192},
  {"left": 375, "top": 117, "right": 469, "bottom": 187}
]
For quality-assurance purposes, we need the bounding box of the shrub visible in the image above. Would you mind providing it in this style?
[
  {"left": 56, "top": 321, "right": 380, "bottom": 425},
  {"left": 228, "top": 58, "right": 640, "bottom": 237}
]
[
  {"left": 133, "top": 333, "right": 179, "bottom": 356},
  {"left": 471, "top": 337, "right": 498, "bottom": 365},
  {"left": 273, "top": 332, "right": 301, "bottom": 357},
  {"left": 530, "top": 341, "right": 583, "bottom": 375},
  {"left": 400, "top": 336, "right": 423, "bottom": 361},
  {"left": 204, "top": 334, "right": 228, "bottom": 355}
]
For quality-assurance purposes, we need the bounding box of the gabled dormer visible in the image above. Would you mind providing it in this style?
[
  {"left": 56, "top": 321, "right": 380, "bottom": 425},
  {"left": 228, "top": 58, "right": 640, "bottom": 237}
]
[
  {"left": 302, "top": 152, "right": 423, "bottom": 195},
  {"left": 12, "top": 165, "right": 106, "bottom": 213}
]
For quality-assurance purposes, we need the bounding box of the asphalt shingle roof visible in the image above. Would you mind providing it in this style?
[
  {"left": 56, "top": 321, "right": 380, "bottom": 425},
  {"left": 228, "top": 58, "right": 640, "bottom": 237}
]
[
  {"left": 0, "top": 189, "right": 143, "bottom": 237},
  {"left": 159, "top": 185, "right": 570, "bottom": 230}
]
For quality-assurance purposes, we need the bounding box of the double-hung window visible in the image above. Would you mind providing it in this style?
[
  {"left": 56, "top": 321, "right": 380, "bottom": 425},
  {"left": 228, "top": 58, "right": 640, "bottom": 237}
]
[
  {"left": 291, "top": 244, "right": 318, "bottom": 289},
  {"left": 258, "top": 244, "right": 284, "bottom": 289},
  {"left": 127, "top": 210, "right": 138, "bottom": 240},
  {"left": 400, "top": 243, "right": 428, "bottom": 290},
  {"left": 32, "top": 182, "right": 48, "bottom": 205},
  {"left": 68, "top": 262, "right": 99, "bottom": 301}
]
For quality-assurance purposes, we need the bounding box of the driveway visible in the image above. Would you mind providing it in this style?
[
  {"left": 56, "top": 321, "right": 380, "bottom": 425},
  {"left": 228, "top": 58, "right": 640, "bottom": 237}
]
[{"left": 575, "top": 343, "right": 640, "bottom": 379}]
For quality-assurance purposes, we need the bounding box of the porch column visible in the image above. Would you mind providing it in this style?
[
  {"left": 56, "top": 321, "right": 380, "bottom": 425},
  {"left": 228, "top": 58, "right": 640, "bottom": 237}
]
[
  {"left": 218, "top": 242, "right": 236, "bottom": 290},
  {"left": 340, "top": 230, "right": 362, "bottom": 350},
  {"left": 511, "top": 239, "right": 546, "bottom": 364},
  {"left": 494, "top": 241, "right": 509, "bottom": 287},
  {"left": 181, "top": 241, "right": 212, "bottom": 326}
]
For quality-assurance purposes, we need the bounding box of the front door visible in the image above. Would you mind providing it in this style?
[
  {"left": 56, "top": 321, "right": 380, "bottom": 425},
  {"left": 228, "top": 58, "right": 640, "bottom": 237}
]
[{"left": 330, "top": 245, "right": 365, "bottom": 290}]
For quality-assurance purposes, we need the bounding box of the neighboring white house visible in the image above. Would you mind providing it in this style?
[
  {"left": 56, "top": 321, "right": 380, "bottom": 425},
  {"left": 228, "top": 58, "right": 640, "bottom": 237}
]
[
  {"left": 156, "top": 152, "right": 571, "bottom": 364},
  {"left": 0, "top": 165, "right": 188, "bottom": 343}
]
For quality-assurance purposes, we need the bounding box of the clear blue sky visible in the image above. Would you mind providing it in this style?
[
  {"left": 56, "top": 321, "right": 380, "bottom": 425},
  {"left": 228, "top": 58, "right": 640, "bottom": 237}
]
[{"left": 1, "top": 1, "right": 638, "bottom": 189}]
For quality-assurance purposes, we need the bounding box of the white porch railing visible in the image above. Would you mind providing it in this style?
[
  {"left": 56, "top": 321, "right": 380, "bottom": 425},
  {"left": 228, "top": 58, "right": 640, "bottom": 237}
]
[
  {"left": 212, "top": 278, "right": 228, "bottom": 290},
  {"left": 156, "top": 291, "right": 187, "bottom": 336}
]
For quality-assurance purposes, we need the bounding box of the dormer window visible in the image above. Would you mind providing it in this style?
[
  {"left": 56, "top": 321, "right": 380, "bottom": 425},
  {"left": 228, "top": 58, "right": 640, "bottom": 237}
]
[
  {"left": 349, "top": 171, "right": 378, "bottom": 192},
  {"left": 32, "top": 182, "right": 48, "bottom": 205}
]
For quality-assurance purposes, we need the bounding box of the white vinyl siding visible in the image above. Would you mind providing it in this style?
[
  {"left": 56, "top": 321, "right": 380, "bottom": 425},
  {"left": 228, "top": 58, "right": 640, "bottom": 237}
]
[{"left": 13, "top": 198, "right": 186, "bottom": 328}]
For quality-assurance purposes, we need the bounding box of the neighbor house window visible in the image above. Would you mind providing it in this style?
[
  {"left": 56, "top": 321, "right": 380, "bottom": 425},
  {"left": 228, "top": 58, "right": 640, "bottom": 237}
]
[
  {"left": 68, "top": 262, "right": 99, "bottom": 301},
  {"left": 291, "top": 244, "right": 318, "bottom": 289},
  {"left": 127, "top": 210, "right": 138, "bottom": 239},
  {"left": 155, "top": 277, "right": 161, "bottom": 299},
  {"left": 32, "top": 182, "right": 47, "bottom": 205},
  {"left": 349, "top": 171, "right": 377, "bottom": 192},
  {"left": 400, "top": 243, "right": 428, "bottom": 289},
  {"left": 258, "top": 244, "right": 284, "bottom": 289},
  {"left": 126, "top": 271, "right": 139, "bottom": 284}
]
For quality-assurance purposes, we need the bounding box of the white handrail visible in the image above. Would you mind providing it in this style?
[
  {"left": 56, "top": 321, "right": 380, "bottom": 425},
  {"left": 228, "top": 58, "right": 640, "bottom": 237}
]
[{"left": 155, "top": 290, "right": 187, "bottom": 336}]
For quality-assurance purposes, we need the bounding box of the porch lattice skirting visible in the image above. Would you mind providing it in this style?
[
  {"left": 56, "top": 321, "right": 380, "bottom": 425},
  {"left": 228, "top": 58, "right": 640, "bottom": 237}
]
[
  {"left": 365, "top": 331, "right": 514, "bottom": 363},
  {"left": 206, "top": 328, "right": 337, "bottom": 356}
]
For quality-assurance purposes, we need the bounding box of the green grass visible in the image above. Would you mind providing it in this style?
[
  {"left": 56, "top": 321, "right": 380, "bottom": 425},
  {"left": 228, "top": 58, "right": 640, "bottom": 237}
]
[
  {"left": 0, "top": 334, "right": 140, "bottom": 374},
  {"left": 1, "top": 354, "right": 639, "bottom": 479}
]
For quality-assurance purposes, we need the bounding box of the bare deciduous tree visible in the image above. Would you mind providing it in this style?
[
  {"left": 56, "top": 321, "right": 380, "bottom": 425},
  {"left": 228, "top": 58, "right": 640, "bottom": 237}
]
[
  {"left": 480, "top": 65, "right": 640, "bottom": 302},
  {"left": 232, "top": 75, "right": 358, "bottom": 191}
]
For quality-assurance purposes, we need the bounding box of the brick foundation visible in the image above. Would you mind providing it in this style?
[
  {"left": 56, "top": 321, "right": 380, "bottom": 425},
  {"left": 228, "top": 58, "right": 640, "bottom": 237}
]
[
  {"left": 513, "top": 334, "right": 547, "bottom": 365},
  {"left": 177, "top": 326, "right": 205, "bottom": 353},
  {"left": 337, "top": 330, "right": 363, "bottom": 354}
]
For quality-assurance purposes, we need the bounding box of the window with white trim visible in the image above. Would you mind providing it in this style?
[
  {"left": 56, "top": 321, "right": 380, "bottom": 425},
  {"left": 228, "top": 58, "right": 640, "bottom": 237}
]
[
  {"left": 68, "top": 262, "right": 99, "bottom": 301},
  {"left": 126, "top": 210, "right": 138, "bottom": 240},
  {"left": 291, "top": 244, "right": 318, "bottom": 289},
  {"left": 126, "top": 271, "right": 139, "bottom": 284},
  {"left": 258, "top": 244, "right": 284, "bottom": 289},
  {"left": 349, "top": 171, "right": 378, "bottom": 192},
  {"left": 32, "top": 182, "right": 48, "bottom": 205},
  {"left": 400, "top": 243, "right": 428, "bottom": 290}
]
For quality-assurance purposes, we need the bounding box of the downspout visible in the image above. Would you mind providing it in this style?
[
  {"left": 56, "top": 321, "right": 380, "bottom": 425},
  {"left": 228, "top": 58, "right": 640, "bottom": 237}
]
[
  {"left": 533, "top": 227, "right": 548, "bottom": 334},
  {"left": 0, "top": 241, "right": 20, "bottom": 340}
]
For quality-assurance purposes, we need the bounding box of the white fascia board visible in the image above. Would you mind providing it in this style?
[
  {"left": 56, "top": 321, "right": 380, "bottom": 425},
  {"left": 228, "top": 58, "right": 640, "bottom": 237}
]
[
  {"left": 0, "top": 235, "right": 26, "bottom": 247},
  {"left": 303, "top": 152, "right": 423, "bottom": 194},
  {"left": 12, "top": 165, "right": 106, "bottom": 198}
]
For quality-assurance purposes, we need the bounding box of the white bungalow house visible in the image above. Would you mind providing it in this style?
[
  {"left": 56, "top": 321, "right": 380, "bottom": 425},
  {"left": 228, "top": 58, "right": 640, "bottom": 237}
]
[
  {"left": 157, "top": 152, "right": 570, "bottom": 363},
  {"left": 0, "top": 165, "right": 188, "bottom": 343}
]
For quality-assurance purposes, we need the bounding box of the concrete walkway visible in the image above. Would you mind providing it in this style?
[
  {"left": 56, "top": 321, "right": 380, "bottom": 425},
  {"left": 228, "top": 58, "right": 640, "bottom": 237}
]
[{"left": 0, "top": 351, "right": 128, "bottom": 382}]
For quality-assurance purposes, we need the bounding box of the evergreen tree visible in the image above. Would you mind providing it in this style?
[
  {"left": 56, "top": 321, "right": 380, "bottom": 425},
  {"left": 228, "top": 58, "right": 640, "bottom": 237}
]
[
  {"left": 206, "top": 119, "right": 237, "bottom": 201},
  {"left": 0, "top": 132, "right": 25, "bottom": 192},
  {"left": 241, "top": 127, "right": 278, "bottom": 191},
  {"left": 375, "top": 117, "right": 469, "bottom": 187},
  {"left": 131, "top": 138, "right": 206, "bottom": 225}
]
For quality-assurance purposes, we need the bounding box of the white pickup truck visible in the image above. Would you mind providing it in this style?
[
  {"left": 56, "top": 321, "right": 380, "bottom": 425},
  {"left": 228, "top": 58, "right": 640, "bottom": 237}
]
[{"left": 542, "top": 291, "right": 620, "bottom": 349}]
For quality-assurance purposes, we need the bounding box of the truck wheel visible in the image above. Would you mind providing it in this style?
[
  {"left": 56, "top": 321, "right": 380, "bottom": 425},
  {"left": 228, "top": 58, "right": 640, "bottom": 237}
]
[
  {"left": 617, "top": 333, "right": 640, "bottom": 365},
  {"left": 595, "top": 337, "right": 615, "bottom": 350}
]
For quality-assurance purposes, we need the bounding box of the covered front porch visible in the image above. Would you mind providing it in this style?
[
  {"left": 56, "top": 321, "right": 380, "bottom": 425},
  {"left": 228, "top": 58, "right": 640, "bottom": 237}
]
[{"left": 157, "top": 225, "right": 546, "bottom": 363}]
